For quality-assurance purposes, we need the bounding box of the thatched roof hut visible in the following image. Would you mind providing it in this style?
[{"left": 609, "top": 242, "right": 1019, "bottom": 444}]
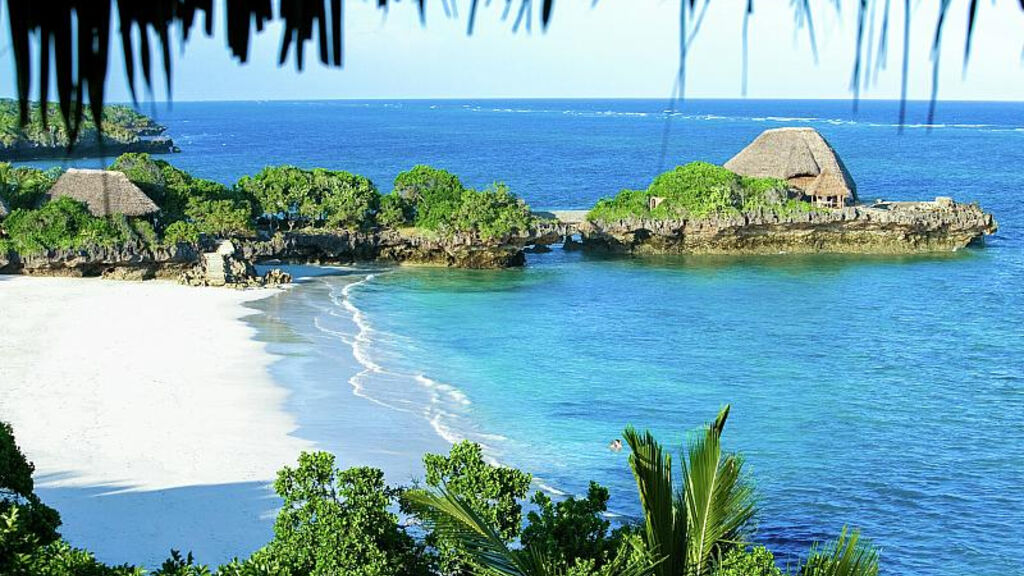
[
  {"left": 724, "top": 127, "right": 857, "bottom": 204},
  {"left": 47, "top": 168, "right": 159, "bottom": 217},
  {"left": 805, "top": 170, "right": 851, "bottom": 208}
]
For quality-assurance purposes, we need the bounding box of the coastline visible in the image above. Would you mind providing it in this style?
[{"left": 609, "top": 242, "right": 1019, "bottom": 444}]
[
  {"left": 244, "top": 266, "right": 452, "bottom": 484},
  {"left": 0, "top": 276, "right": 313, "bottom": 566}
]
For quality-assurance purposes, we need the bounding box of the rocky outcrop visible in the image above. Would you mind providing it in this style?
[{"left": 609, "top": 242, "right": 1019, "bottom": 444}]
[
  {"left": 0, "top": 228, "right": 536, "bottom": 283},
  {"left": 0, "top": 242, "right": 199, "bottom": 278},
  {"left": 238, "top": 229, "right": 529, "bottom": 269},
  {"left": 0, "top": 133, "right": 178, "bottom": 161},
  {"left": 0, "top": 200, "right": 997, "bottom": 282},
  {"left": 581, "top": 201, "right": 997, "bottom": 255},
  {"left": 179, "top": 240, "right": 291, "bottom": 288}
]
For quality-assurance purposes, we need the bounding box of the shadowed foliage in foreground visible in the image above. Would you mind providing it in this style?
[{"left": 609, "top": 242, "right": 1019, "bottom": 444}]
[{"left": 1, "top": 405, "right": 879, "bottom": 575}]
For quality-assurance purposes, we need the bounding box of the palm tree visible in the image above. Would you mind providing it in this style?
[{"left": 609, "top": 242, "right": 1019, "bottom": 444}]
[
  {"left": 405, "top": 487, "right": 655, "bottom": 576},
  {"left": 409, "top": 404, "right": 879, "bottom": 576},
  {"left": 623, "top": 405, "right": 755, "bottom": 576},
  {"left": 800, "top": 527, "right": 879, "bottom": 576}
]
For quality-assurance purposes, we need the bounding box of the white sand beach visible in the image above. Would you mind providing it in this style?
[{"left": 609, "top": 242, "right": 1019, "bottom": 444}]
[{"left": 0, "top": 276, "right": 314, "bottom": 565}]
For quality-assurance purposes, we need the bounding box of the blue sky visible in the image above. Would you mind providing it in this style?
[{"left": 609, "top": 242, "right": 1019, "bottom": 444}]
[{"left": 1, "top": 1, "right": 1022, "bottom": 102}]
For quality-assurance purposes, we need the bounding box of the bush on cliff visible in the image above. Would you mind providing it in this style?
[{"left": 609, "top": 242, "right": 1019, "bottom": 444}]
[
  {"left": 377, "top": 193, "right": 414, "bottom": 228},
  {"left": 587, "top": 161, "right": 809, "bottom": 221},
  {"left": 392, "top": 165, "right": 465, "bottom": 231},
  {"left": 391, "top": 167, "right": 534, "bottom": 239},
  {"left": 452, "top": 184, "right": 535, "bottom": 240},
  {"left": 0, "top": 197, "right": 140, "bottom": 255},
  {"left": 236, "top": 165, "right": 380, "bottom": 231}
]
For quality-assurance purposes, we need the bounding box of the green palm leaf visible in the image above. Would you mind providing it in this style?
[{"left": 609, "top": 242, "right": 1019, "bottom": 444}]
[
  {"left": 406, "top": 487, "right": 541, "bottom": 576},
  {"left": 681, "top": 405, "right": 756, "bottom": 576},
  {"left": 623, "top": 426, "right": 685, "bottom": 576},
  {"left": 407, "top": 486, "right": 657, "bottom": 576},
  {"left": 800, "top": 526, "right": 879, "bottom": 576}
]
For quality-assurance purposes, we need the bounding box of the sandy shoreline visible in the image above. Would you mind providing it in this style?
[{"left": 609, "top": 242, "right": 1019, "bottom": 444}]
[{"left": 0, "top": 276, "right": 314, "bottom": 565}]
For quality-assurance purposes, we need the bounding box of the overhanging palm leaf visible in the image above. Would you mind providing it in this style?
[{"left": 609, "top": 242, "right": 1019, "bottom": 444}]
[
  {"left": 406, "top": 487, "right": 542, "bottom": 576},
  {"left": 681, "top": 405, "right": 756, "bottom": 576},
  {"left": 800, "top": 527, "right": 879, "bottom": 576},
  {"left": 406, "top": 486, "right": 657, "bottom": 576},
  {"left": 623, "top": 426, "right": 685, "bottom": 576}
]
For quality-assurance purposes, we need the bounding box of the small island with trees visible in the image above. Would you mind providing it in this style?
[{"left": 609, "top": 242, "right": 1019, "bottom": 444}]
[
  {"left": 0, "top": 99, "right": 178, "bottom": 161},
  {"left": 0, "top": 127, "right": 998, "bottom": 281}
]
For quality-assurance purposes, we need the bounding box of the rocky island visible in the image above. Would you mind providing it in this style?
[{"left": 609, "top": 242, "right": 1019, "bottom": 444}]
[
  {"left": 573, "top": 127, "right": 997, "bottom": 255},
  {"left": 0, "top": 128, "right": 999, "bottom": 281},
  {"left": 0, "top": 99, "right": 178, "bottom": 161}
]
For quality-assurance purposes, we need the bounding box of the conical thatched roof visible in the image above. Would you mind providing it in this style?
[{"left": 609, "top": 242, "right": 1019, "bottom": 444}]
[
  {"left": 47, "top": 168, "right": 159, "bottom": 217},
  {"left": 724, "top": 127, "right": 857, "bottom": 202}
]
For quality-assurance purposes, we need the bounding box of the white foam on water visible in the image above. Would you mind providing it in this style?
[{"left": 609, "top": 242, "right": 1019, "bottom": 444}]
[{"left": 317, "top": 272, "right": 583, "bottom": 500}]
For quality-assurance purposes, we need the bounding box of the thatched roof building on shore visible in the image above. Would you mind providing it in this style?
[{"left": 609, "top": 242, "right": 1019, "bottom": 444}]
[
  {"left": 725, "top": 127, "right": 857, "bottom": 206},
  {"left": 805, "top": 170, "right": 851, "bottom": 208},
  {"left": 47, "top": 168, "right": 159, "bottom": 217}
]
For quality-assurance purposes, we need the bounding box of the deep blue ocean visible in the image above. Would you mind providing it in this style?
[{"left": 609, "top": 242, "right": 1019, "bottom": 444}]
[{"left": 37, "top": 100, "right": 1024, "bottom": 575}]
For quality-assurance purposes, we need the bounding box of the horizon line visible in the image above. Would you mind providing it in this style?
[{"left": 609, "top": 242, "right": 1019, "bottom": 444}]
[{"left": 4, "top": 96, "right": 1023, "bottom": 106}]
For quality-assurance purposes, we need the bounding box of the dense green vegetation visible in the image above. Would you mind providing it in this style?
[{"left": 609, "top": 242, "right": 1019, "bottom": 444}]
[
  {"left": 110, "top": 153, "right": 257, "bottom": 240},
  {"left": 0, "top": 406, "right": 879, "bottom": 576},
  {"left": 0, "top": 156, "right": 535, "bottom": 259},
  {"left": 0, "top": 163, "right": 60, "bottom": 212},
  {"left": 388, "top": 166, "right": 536, "bottom": 240},
  {"left": 0, "top": 99, "right": 163, "bottom": 149},
  {"left": 587, "top": 162, "right": 815, "bottom": 222},
  {"left": 235, "top": 165, "right": 379, "bottom": 231},
  {"left": 0, "top": 197, "right": 151, "bottom": 256}
]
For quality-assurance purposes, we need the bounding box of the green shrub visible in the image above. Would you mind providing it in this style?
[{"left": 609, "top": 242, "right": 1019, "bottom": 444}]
[
  {"left": 451, "top": 184, "right": 535, "bottom": 240},
  {"left": 0, "top": 163, "right": 60, "bottom": 211},
  {"left": 266, "top": 451, "right": 427, "bottom": 576},
  {"left": 111, "top": 153, "right": 255, "bottom": 238},
  {"left": 129, "top": 219, "right": 160, "bottom": 246},
  {"left": 588, "top": 189, "right": 651, "bottom": 222},
  {"left": 1, "top": 197, "right": 133, "bottom": 254},
  {"left": 310, "top": 168, "right": 380, "bottom": 229},
  {"left": 109, "top": 153, "right": 166, "bottom": 203},
  {"left": 236, "top": 165, "right": 379, "bottom": 231},
  {"left": 1, "top": 421, "right": 61, "bottom": 573},
  {"left": 521, "top": 482, "right": 616, "bottom": 572},
  {"left": 713, "top": 546, "right": 784, "bottom": 576},
  {"left": 415, "top": 441, "right": 532, "bottom": 575},
  {"left": 392, "top": 166, "right": 465, "bottom": 231},
  {"left": 587, "top": 162, "right": 804, "bottom": 221},
  {"left": 162, "top": 221, "right": 201, "bottom": 246},
  {"left": 376, "top": 193, "right": 413, "bottom": 228}
]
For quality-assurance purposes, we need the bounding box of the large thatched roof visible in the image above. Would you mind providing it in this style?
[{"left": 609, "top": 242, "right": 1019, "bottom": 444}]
[
  {"left": 47, "top": 169, "right": 159, "bottom": 217},
  {"left": 724, "top": 127, "right": 857, "bottom": 202}
]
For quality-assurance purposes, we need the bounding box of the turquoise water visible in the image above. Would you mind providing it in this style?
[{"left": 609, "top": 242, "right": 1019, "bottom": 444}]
[{"left": 33, "top": 100, "right": 1024, "bottom": 574}]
